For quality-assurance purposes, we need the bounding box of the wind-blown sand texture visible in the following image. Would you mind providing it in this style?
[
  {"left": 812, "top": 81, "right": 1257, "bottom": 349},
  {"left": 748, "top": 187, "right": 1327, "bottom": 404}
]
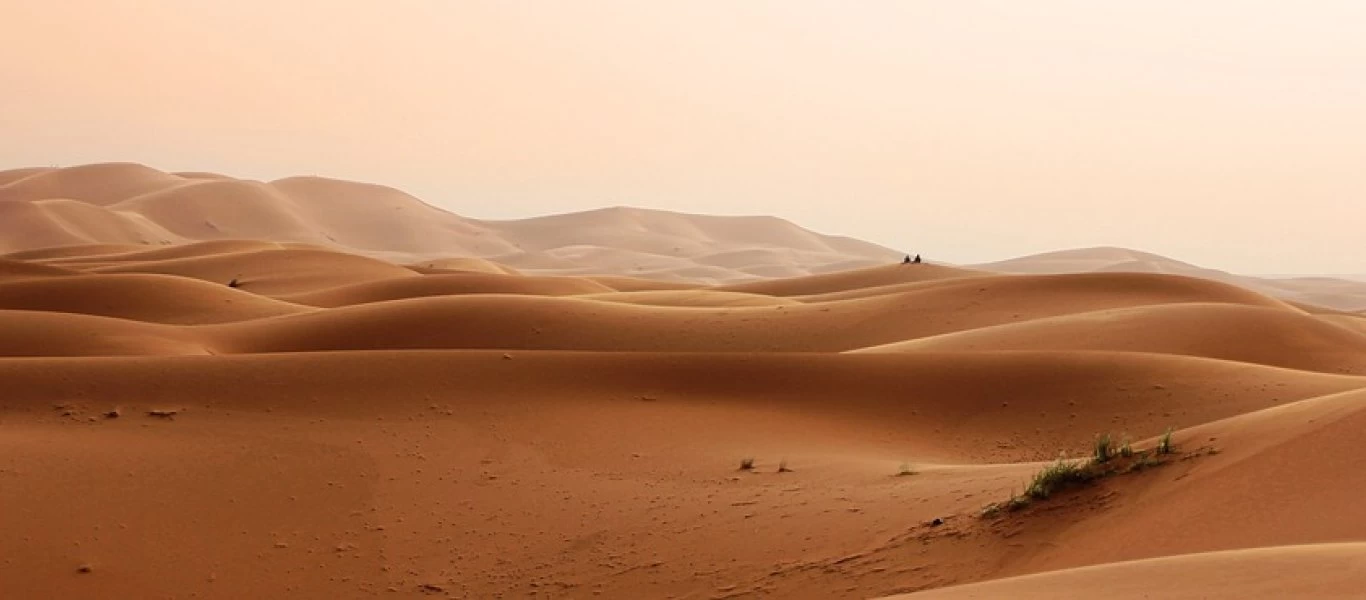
[{"left": 3, "top": 164, "right": 1366, "bottom": 599}]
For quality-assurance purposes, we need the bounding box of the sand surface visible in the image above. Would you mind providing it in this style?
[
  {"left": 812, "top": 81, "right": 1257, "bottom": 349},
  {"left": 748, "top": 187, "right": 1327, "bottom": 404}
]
[{"left": 3, "top": 164, "right": 1366, "bottom": 599}]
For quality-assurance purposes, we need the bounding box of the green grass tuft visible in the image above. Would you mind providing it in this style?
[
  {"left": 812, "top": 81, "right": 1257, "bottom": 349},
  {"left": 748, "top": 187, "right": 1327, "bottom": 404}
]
[
  {"left": 1024, "top": 457, "right": 1092, "bottom": 500},
  {"left": 1156, "top": 427, "right": 1175, "bottom": 455},
  {"left": 1092, "top": 433, "right": 1114, "bottom": 463},
  {"left": 1118, "top": 434, "right": 1134, "bottom": 458}
]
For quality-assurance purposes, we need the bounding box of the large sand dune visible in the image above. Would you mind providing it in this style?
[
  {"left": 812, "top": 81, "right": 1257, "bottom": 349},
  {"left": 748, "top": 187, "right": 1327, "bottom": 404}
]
[
  {"left": 0, "top": 164, "right": 899, "bottom": 282},
  {"left": 979, "top": 246, "right": 1366, "bottom": 312},
  {"left": 3, "top": 163, "right": 1366, "bottom": 598}
]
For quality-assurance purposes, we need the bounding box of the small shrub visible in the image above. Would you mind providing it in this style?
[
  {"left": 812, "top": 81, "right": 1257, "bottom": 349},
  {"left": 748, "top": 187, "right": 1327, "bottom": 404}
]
[
  {"left": 227, "top": 278, "right": 241, "bottom": 288},
  {"left": 1093, "top": 433, "right": 1114, "bottom": 463},
  {"left": 777, "top": 459, "right": 792, "bottom": 473},
  {"left": 1024, "top": 457, "right": 1090, "bottom": 500},
  {"left": 739, "top": 457, "right": 755, "bottom": 471},
  {"left": 1118, "top": 434, "right": 1134, "bottom": 458},
  {"left": 896, "top": 462, "right": 915, "bottom": 477},
  {"left": 1156, "top": 427, "right": 1174, "bottom": 455}
]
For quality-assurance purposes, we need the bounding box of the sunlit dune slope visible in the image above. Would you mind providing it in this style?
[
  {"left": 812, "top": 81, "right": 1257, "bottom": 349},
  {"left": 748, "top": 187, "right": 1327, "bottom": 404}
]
[
  {"left": 1, "top": 348, "right": 1363, "bottom": 598},
  {"left": 858, "top": 302, "right": 1366, "bottom": 374},
  {"left": 0, "top": 274, "right": 311, "bottom": 324},
  {"left": 914, "top": 385, "right": 1366, "bottom": 587},
  {"left": 0, "top": 310, "right": 207, "bottom": 356},
  {"left": 718, "top": 263, "right": 980, "bottom": 296},
  {"left": 887, "top": 544, "right": 1366, "bottom": 600},
  {"left": 1, "top": 350, "right": 1360, "bottom": 464},
  {"left": 583, "top": 289, "right": 802, "bottom": 307},
  {"left": 87, "top": 248, "right": 419, "bottom": 295},
  {"left": 281, "top": 273, "right": 615, "bottom": 307},
  {"left": 983, "top": 246, "right": 1366, "bottom": 312},
  {"left": 201, "top": 270, "right": 1292, "bottom": 354},
  {"left": 0, "top": 258, "right": 81, "bottom": 281}
]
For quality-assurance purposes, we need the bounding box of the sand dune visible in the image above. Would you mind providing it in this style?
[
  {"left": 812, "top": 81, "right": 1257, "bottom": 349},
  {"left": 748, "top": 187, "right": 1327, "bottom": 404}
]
[
  {"left": 0, "top": 264, "right": 1288, "bottom": 357},
  {"left": 0, "top": 258, "right": 81, "bottom": 281},
  {"left": 0, "top": 163, "right": 901, "bottom": 281},
  {"left": 0, "top": 163, "right": 189, "bottom": 206},
  {"left": 4, "top": 163, "right": 1366, "bottom": 598},
  {"left": 858, "top": 302, "right": 1366, "bottom": 374},
  {"left": 31, "top": 239, "right": 298, "bottom": 266},
  {"left": 0, "top": 310, "right": 208, "bottom": 356},
  {"left": 888, "top": 544, "right": 1366, "bottom": 599},
  {"left": 584, "top": 289, "right": 802, "bottom": 307},
  {"left": 1, "top": 349, "right": 1362, "bottom": 598},
  {"left": 0, "top": 199, "right": 173, "bottom": 251},
  {"left": 87, "top": 247, "right": 419, "bottom": 295},
  {"left": 982, "top": 246, "right": 1366, "bottom": 312},
  {"left": 1, "top": 243, "right": 151, "bottom": 261},
  {"left": 718, "top": 262, "right": 981, "bottom": 296},
  {"left": 0, "top": 274, "right": 311, "bottom": 324},
  {"left": 211, "top": 272, "right": 1300, "bottom": 354},
  {"left": 405, "top": 256, "right": 519, "bottom": 275},
  {"left": 282, "top": 273, "right": 615, "bottom": 307}
]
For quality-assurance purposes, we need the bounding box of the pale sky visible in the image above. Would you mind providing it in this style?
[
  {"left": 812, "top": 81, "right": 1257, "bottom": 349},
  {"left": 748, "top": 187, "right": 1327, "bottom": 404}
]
[{"left": 3, "top": 1, "right": 1363, "bottom": 273}]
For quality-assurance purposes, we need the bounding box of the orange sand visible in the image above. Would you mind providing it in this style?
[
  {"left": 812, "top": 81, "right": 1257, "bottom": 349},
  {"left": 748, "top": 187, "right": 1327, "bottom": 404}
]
[{"left": 2, "top": 164, "right": 1365, "bottom": 599}]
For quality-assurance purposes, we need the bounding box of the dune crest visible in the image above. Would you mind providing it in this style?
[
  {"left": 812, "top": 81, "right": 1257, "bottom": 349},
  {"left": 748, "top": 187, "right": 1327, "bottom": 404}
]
[{"left": 0, "top": 163, "right": 901, "bottom": 282}]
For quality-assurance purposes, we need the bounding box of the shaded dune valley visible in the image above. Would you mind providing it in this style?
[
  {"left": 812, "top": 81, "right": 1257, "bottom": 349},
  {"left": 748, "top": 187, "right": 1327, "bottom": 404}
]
[{"left": 4, "top": 165, "right": 1366, "bottom": 599}]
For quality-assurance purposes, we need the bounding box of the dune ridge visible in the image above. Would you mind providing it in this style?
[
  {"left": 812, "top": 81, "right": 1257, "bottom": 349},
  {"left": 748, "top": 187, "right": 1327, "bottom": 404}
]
[{"left": 0, "top": 163, "right": 900, "bottom": 283}]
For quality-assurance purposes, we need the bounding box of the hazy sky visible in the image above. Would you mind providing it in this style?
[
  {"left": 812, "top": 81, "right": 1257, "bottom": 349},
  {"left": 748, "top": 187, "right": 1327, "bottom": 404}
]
[{"left": 4, "top": 1, "right": 1363, "bottom": 273}]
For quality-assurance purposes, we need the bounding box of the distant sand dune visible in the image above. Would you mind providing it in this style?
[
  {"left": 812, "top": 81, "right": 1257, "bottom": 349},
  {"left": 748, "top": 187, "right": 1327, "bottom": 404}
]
[
  {"left": 857, "top": 302, "right": 1366, "bottom": 374},
  {"left": 0, "top": 164, "right": 902, "bottom": 282}
]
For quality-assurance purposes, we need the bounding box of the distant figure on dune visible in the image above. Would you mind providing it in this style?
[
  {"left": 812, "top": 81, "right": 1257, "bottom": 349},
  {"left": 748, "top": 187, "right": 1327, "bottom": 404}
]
[
  {"left": 902, "top": 254, "right": 922, "bottom": 265},
  {"left": 902, "top": 255, "right": 912, "bottom": 264},
  {"left": 914, "top": 254, "right": 922, "bottom": 264}
]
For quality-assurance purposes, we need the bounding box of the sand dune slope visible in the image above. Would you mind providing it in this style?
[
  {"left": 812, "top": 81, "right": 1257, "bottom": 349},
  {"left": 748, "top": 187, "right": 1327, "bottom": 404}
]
[
  {"left": 282, "top": 273, "right": 615, "bottom": 307},
  {"left": 584, "top": 289, "right": 802, "bottom": 307},
  {"left": 0, "top": 274, "right": 311, "bottom": 324},
  {"left": 0, "top": 163, "right": 188, "bottom": 206},
  {"left": 0, "top": 200, "right": 173, "bottom": 251},
  {"left": 87, "top": 248, "right": 419, "bottom": 295},
  {"left": 206, "top": 271, "right": 1295, "bottom": 354},
  {"left": 888, "top": 544, "right": 1366, "bottom": 599},
  {"left": 0, "top": 258, "right": 81, "bottom": 281},
  {"left": 1, "top": 351, "right": 1362, "bottom": 599},
  {"left": 719, "top": 263, "right": 980, "bottom": 296},
  {"left": 982, "top": 246, "right": 1366, "bottom": 312},
  {"left": 858, "top": 302, "right": 1366, "bottom": 374},
  {"left": 0, "top": 310, "right": 207, "bottom": 356},
  {"left": 31, "top": 239, "right": 299, "bottom": 265},
  {"left": 927, "top": 385, "right": 1366, "bottom": 590}
]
